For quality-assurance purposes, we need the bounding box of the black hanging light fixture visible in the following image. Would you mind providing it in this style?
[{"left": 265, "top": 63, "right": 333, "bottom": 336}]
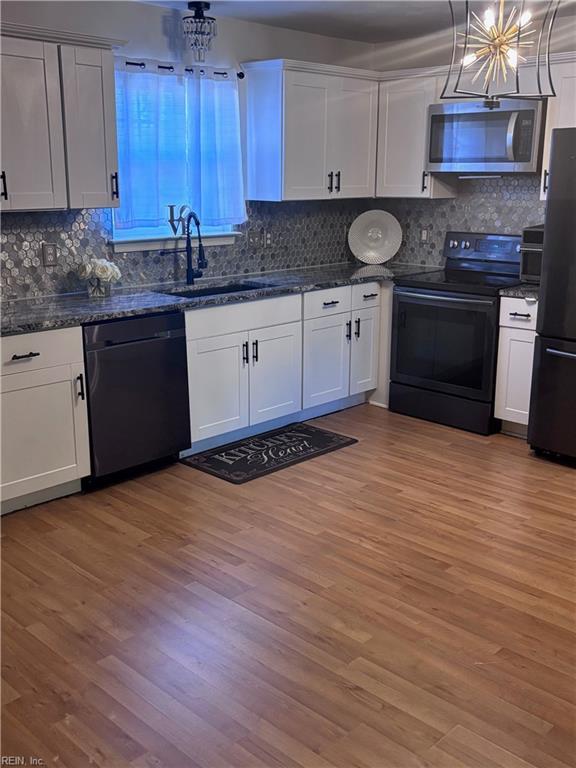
[
  {"left": 441, "top": 0, "right": 561, "bottom": 106},
  {"left": 183, "top": 2, "right": 217, "bottom": 62}
]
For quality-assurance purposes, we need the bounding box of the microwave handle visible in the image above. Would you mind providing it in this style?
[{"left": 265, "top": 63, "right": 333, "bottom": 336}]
[{"left": 506, "top": 112, "right": 520, "bottom": 162}]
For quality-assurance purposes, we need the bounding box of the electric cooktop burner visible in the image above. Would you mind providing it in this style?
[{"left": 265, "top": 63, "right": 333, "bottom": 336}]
[{"left": 395, "top": 231, "right": 522, "bottom": 296}]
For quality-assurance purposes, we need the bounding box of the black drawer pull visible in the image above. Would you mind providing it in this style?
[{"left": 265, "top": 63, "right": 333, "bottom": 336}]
[
  {"left": 11, "top": 351, "right": 40, "bottom": 361},
  {"left": 242, "top": 341, "right": 249, "bottom": 365},
  {"left": 363, "top": 293, "right": 378, "bottom": 300},
  {"left": 355, "top": 318, "right": 361, "bottom": 339},
  {"left": 346, "top": 320, "right": 352, "bottom": 341},
  {"left": 323, "top": 300, "right": 340, "bottom": 307},
  {"left": 327, "top": 172, "right": 334, "bottom": 193},
  {"left": 543, "top": 169, "right": 549, "bottom": 193},
  {"left": 335, "top": 170, "right": 341, "bottom": 193},
  {"left": 1, "top": 171, "right": 7, "bottom": 200},
  {"left": 252, "top": 339, "right": 259, "bottom": 363},
  {"left": 76, "top": 373, "right": 85, "bottom": 401},
  {"left": 509, "top": 312, "right": 532, "bottom": 319},
  {"left": 111, "top": 171, "right": 120, "bottom": 200},
  {"left": 421, "top": 170, "right": 429, "bottom": 193}
]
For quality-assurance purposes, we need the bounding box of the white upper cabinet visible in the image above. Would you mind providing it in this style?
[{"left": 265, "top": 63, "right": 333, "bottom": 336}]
[
  {"left": 376, "top": 76, "right": 455, "bottom": 199},
  {"left": 245, "top": 61, "right": 378, "bottom": 201},
  {"left": 60, "top": 46, "right": 120, "bottom": 209},
  {"left": 0, "top": 37, "right": 67, "bottom": 211},
  {"left": 540, "top": 61, "right": 576, "bottom": 200},
  {"left": 0, "top": 35, "right": 119, "bottom": 212}
]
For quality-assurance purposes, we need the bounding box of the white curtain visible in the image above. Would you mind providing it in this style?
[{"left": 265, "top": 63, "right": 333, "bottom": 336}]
[{"left": 114, "top": 62, "right": 246, "bottom": 231}]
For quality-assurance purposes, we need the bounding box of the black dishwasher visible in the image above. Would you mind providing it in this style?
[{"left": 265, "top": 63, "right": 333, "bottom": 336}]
[{"left": 83, "top": 313, "right": 190, "bottom": 478}]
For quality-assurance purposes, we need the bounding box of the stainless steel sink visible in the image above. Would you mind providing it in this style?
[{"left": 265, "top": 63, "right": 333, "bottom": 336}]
[{"left": 159, "top": 281, "right": 268, "bottom": 299}]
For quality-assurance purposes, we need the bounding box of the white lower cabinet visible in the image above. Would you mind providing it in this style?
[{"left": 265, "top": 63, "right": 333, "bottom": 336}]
[
  {"left": 0, "top": 328, "right": 90, "bottom": 503},
  {"left": 186, "top": 296, "right": 303, "bottom": 442},
  {"left": 249, "top": 322, "right": 302, "bottom": 426},
  {"left": 303, "top": 314, "right": 351, "bottom": 408},
  {"left": 187, "top": 332, "right": 250, "bottom": 442},
  {"left": 303, "top": 286, "right": 380, "bottom": 408},
  {"left": 495, "top": 327, "right": 536, "bottom": 426}
]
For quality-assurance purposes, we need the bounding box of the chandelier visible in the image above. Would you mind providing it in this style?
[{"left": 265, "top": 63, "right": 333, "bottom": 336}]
[
  {"left": 182, "top": 2, "right": 217, "bottom": 62},
  {"left": 441, "top": 0, "right": 561, "bottom": 105}
]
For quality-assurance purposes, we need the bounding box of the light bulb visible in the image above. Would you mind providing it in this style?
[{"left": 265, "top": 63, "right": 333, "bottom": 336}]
[
  {"left": 484, "top": 7, "right": 496, "bottom": 28},
  {"left": 520, "top": 10, "right": 532, "bottom": 26},
  {"left": 507, "top": 48, "right": 518, "bottom": 68},
  {"left": 463, "top": 53, "right": 478, "bottom": 67}
]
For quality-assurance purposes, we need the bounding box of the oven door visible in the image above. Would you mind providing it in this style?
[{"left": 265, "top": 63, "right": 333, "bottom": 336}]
[{"left": 391, "top": 288, "right": 499, "bottom": 402}]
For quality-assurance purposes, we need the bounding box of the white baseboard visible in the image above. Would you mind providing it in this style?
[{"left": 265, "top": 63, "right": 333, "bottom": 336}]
[
  {"left": 368, "top": 399, "right": 389, "bottom": 409},
  {"left": 1, "top": 479, "right": 81, "bottom": 516},
  {"left": 501, "top": 421, "right": 528, "bottom": 439},
  {"left": 181, "top": 394, "right": 367, "bottom": 457}
]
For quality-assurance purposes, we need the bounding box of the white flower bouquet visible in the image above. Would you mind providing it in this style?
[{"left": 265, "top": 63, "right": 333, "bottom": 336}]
[{"left": 78, "top": 258, "right": 122, "bottom": 298}]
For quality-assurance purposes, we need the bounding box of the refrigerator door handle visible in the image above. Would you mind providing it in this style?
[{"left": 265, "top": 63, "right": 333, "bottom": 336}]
[{"left": 545, "top": 347, "right": 576, "bottom": 361}]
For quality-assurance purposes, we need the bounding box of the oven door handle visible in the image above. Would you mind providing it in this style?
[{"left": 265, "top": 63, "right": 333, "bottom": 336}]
[
  {"left": 506, "top": 112, "right": 519, "bottom": 162},
  {"left": 396, "top": 291, "right": 495, "bottom": 306},
  {"left": 546, "top": 347, "right": 576, "bottom": 361}
]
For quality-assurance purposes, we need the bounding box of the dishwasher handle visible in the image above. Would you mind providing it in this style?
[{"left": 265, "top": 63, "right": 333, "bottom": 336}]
[{"left": 86, "top": 329, "right": 185, "bottom": 352}]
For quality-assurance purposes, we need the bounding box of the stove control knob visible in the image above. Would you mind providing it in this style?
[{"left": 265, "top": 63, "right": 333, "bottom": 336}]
[
  {"left": 450, "top": 239, "right": 458, "bottom": 248},
  {"left": 461, "top": 240, "right": 471, "bottom": 249},
  {"left": 516, "top": 244, "right": 521, "bottom": 253},
  {"left": 465, "top": 240, "right": 471, "bottom": 249}
]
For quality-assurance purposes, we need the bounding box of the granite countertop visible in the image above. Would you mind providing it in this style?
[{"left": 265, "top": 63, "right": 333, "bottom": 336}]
[
  {"left": 1, "top": 262, "right": 435, "bottom": 337},
  {"left": 499, "top": 283, "right": 540, "bottom": 300}
]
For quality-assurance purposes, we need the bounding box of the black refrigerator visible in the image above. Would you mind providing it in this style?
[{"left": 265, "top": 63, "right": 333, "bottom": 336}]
[{"left": 528, "top": 127, "right": 576, "bottom": 460}]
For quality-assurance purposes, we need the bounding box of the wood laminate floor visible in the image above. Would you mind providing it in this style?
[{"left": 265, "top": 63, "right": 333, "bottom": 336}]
[{"left": 2, "top": 405, "right": 575, "bottom": 768}]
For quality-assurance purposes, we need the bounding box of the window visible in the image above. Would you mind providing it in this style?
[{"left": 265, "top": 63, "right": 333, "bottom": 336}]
[{"left": 112, "top": 60, "right": 246, "bottom": 245}]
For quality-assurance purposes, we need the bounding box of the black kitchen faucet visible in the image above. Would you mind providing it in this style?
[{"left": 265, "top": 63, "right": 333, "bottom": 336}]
[{"left": 185, "top": 210, "right": 208, "bottom": 285}]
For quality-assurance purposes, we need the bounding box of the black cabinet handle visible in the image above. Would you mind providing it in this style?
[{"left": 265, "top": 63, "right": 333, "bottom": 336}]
[
  {"left": 355, "top": 318, "right": 361, "bottom": 339},
  {"left": 346, "top": 320, "right": 352, "bottom": 341},
  {"left": 111, "top": 171, "right": 120, "bottom": 200},
  {"left": 323, "top": 300, "right": 340, "bottom": 307},
  {"left": 363, "top": 293, "right": 378, "bottom": 300},
  {"left": 335, "top": 171, "right": 341, "bottom": 193},
  {"left": 543, "top": 169, "right": 549, "bottom": 193},
  {"left": 11, "top": 351, "right": 40, "bottom": 361},
  {"left": 509, "top": 312, "right": 532, "bottom": 319},
  {"left": 421, "top": 171, "right": 429, "bottom": 193},
  {"left": 1, "top": 171, "right": 7, "bottom": 200},
  {"left": 76, "top": 373, "right": 85, "bottom": 401},
  {"left": 252, "top": 339, "right": 259, "bottom": 363},
  {"left": 327, "top": 172, "right": 334, "bottom": 193},
  {"left": 242, "top": 341, "right": 249, "bottom": 365}
]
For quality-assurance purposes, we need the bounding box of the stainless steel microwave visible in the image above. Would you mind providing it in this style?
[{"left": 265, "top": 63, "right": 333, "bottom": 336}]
[{"left": 426, "top": 100, "right": 544, "bottom": 173}]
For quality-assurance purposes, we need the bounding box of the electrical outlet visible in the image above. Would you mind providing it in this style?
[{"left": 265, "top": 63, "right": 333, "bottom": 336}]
[
  {"left": 264, "top": 231, "right": 272, "bottom": 247},
  {"left": 42, "top": 242, "right": 58, "bottom": 266},
  {"left": 420, "top": 228, "right": 429, "bottom": 244},
  {"left": 248, "top": 230, "right": 264, "bottom": 248}
]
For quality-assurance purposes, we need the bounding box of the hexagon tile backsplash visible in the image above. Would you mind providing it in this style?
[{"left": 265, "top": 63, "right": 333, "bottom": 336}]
[{"left": 1, "top": 177, "right": 546, "bottom": 300}]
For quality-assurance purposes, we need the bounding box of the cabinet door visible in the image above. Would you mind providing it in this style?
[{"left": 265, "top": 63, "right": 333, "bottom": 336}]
[
  {"left": 60, "top": 46, "right": 119, "bottom": 209},
  {"left": 188, "top": 333, "right": 249, "bottom": 442},
  {"left": 328, "top": 78, "right": 377, "bottom": 198},
  {"left": 250, "top": 322, "right": 302, "bottom": 425},
  {"left": 377, "top": 77, "right": 454, "bottom": 199},
  {"left": 0, "top": 37, "right": 66, "bottom": 211},
  {"left": 283, "top": 71, "right": 332, "bottom": 200},
  {"left": 0, "top": 364, "right": 90, "bottom": 501},
  {"left": 303, "top": 314, "right": 351, "bottom": 409},
  {"left": 540, "top": 62, "right": 576, "bottom": 200},
  {"left": 350, "top": 307, "right": 380, "bottom": 395},
  {"left": 495, "top": 327, "right": 535, "bottom": 425}
]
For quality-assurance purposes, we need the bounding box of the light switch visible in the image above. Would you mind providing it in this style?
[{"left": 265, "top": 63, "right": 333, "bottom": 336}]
[{"left": 42, "top": 243, "right": 58, "bottom": 266}]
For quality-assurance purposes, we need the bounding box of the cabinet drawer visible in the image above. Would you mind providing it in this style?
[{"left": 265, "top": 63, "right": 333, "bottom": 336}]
[
  {"left": 304, "top": 286, "right": 352, "bottom": 319},
  {"left": 186, "top": 295, "right": 301, "bottom": 340},
  {"left": 1, "top": 326, "right": 84, "bottom": 375},
  {"left": 500, "top": 297, "right": 538, "bottom": 331},
  {"left": 352, "top": 282, "right": 380, "bottom": 310}
]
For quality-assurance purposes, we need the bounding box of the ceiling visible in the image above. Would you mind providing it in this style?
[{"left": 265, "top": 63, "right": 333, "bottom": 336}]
[
  {"left": 209, "top": 1, "right": 451, "bottom": 43},
  {"left": 202, "top": 0, "right": 576, "bottom": 45}
]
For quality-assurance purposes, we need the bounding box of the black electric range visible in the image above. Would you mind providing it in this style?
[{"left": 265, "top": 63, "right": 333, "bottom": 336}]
[{"left": 390, "top": 231, "right": 522, "bottom": 435}]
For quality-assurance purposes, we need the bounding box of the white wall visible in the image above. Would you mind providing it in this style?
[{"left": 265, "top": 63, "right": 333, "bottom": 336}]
[{"left": 0, "top": 0, "right": 375, "bottom": 69}]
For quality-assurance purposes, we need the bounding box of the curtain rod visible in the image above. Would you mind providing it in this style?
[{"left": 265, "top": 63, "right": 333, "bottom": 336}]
[{"left": 125, "top": 60, "right": 245, "bottom": 78}]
